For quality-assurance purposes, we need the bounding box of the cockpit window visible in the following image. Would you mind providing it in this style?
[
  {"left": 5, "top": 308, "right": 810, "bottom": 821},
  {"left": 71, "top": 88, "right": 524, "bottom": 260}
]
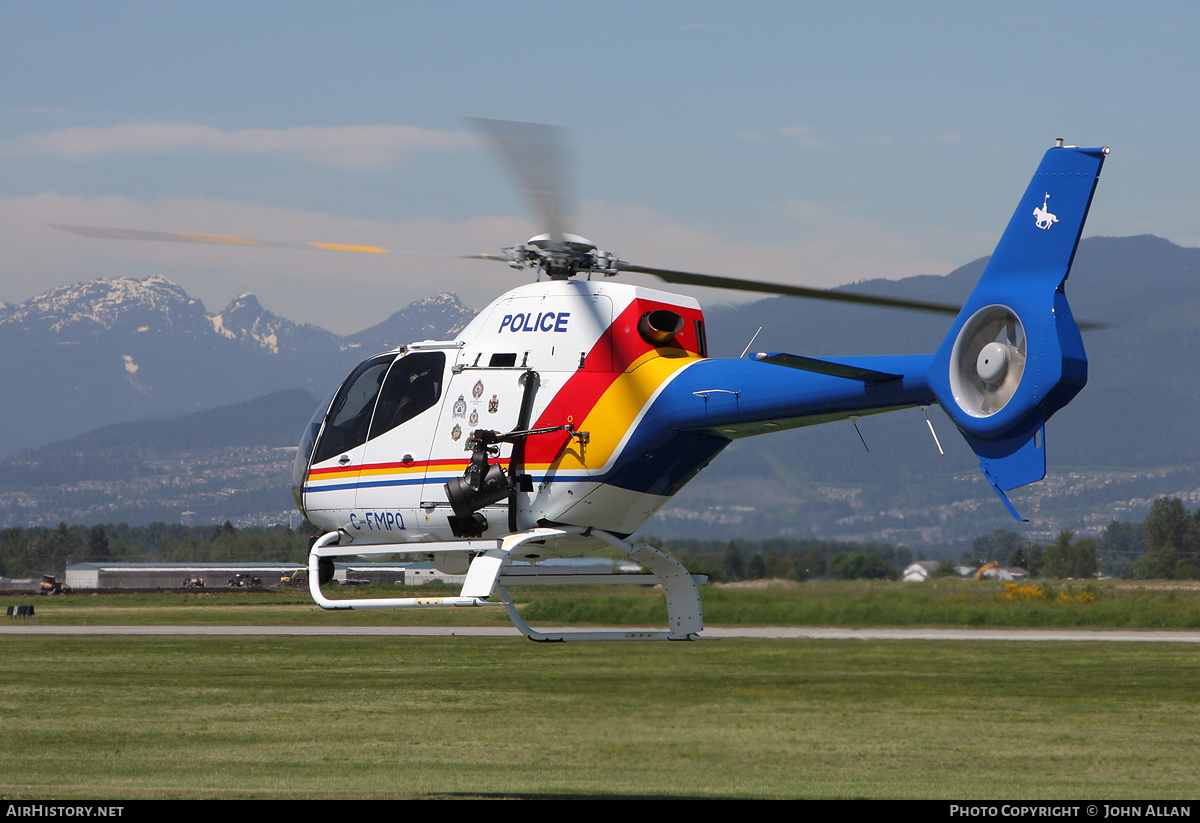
[
  {"left": 367, "top": 352, "right": 445, "bottom": 441},
  {"left": 311, "top": 354, "right": 393, "bottom": 465},
  {"left": 308, "top": 351, "right": 447, "bottom": 467},
  {"left": 292, "top": 385, "right": 338, "bottom": 492}
]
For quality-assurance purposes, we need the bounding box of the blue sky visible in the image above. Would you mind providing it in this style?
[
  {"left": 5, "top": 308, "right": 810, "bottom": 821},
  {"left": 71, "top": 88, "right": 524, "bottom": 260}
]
[{"left": 2, "top": 1, "right": 1197, "bottom": 334}]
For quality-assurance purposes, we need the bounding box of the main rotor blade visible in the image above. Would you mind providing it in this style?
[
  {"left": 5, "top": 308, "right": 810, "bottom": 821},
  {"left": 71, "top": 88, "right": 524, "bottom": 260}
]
[
  {"left": 49, "top": 224, "right": 512, "bottom": 260},
  {"left": 615, "top": 262, "right": 962, "bottom": 315},
  {"left": 51, "top": 224, "right": 391, "bottom": 253},
  {"left": 50, "top": 225, "right": 1105, "bottom": 328},
  {"left": 617, "top": 262, "right": 1109, "bottom": 328},
  {"left": 470, "top": 118, "right": 570, "bottom": 249}
]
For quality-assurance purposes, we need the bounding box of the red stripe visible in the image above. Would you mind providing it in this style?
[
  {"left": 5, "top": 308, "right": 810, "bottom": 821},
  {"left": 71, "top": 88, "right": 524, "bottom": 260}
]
[
  {"left": 309, "top": 457, "right": 503, "bottom": 478},
  {"left": 524, "top": 298, "right": 704, "bottom": 464}
]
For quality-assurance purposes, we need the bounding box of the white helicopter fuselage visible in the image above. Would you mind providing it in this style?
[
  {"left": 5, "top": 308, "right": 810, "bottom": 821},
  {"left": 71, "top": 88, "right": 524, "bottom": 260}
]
[
  {"left": 294, "top": 279, "right": 712, "bottom": 548},
  {"left": 293, "top": 276, "right": 944, "bottom": 554}
]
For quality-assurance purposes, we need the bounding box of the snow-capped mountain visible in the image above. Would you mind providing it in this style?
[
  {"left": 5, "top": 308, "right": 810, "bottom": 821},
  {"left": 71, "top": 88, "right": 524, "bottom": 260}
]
[
  {"left": 0, "top": 276, "right": 477, "bottom": 458},
  {"left": 348, "top": 292, "right": 476, "bottom": 352},
  {"left": 2, "top": 275, "right": 210, "bottom": 337},
  {"left": 209, "top": 291, "right": 339, "bottom": 355}
]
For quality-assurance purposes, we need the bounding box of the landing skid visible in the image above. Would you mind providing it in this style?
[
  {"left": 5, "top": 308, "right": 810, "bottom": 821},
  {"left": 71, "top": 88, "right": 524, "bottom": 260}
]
[{"left": 307, "top": 527, "right": 708, "bottom": 641}]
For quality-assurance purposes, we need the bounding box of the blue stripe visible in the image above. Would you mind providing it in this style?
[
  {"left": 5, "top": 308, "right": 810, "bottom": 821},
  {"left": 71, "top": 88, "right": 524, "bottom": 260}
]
[{"left": 305, "top": 473, "right": 608, "bottom": 496}]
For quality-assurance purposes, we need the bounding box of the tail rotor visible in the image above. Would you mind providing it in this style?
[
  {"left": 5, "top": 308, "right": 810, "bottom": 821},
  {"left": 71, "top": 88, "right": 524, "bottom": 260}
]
[{"left": 949, "top": 304, "right": 1027, "bottom": 418}]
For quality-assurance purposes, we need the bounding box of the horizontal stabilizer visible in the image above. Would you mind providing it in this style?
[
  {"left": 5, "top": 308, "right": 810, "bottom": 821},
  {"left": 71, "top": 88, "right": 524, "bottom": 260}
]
[{"left": 755, "top": 352, "right": 903, "bottom": 384}]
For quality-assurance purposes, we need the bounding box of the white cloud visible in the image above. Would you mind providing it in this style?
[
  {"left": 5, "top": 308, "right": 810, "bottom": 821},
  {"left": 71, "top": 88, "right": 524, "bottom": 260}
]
[
  {"left": 6, "top": 123, "right": 476, "bottom": 168},
  {"left": 773, "top": 197, "right": 965, "bottom": 283},
  {"left": 577, "top": 198, "right": 961, "bottom": 301},
  {"left": 777, "top": 124, "right": 822, "bottom": 149}
]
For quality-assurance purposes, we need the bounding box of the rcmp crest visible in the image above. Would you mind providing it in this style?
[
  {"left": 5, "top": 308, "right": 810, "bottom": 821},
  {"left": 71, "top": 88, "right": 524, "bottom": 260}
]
[{"left": 472, "top": 379, "right": 485, "bottom": 399}]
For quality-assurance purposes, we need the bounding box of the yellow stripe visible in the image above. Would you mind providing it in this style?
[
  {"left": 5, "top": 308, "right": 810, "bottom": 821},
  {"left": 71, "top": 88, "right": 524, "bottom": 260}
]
[
  {"left": 357, "top": 464, "right": 424, "bottom": 477},
  {"left": 547, "top": 351, "right": 698, "bottom": 473},
  {"left": 308, "top": 242, "right": 390, "bottom": 254},
  {"left": 307, "top": 468, "right": 358, "bottom": 481}
]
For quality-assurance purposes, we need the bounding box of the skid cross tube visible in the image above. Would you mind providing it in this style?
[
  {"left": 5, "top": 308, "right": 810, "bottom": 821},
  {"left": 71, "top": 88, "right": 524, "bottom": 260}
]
[
  {"left": 306, "top": 528, "right": 709, "bottom": 640},
  {"left": 307, "top": 528, "right": 568, "bottom": 611},
  {"left": 308, "top": 531, "right": 486, "bottom": 610}
]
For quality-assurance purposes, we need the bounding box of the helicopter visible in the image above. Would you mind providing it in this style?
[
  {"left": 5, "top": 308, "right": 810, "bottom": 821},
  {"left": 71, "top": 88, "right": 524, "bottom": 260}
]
[{"left": 56, "top": 124, "right": 1109, "bottom": 641}]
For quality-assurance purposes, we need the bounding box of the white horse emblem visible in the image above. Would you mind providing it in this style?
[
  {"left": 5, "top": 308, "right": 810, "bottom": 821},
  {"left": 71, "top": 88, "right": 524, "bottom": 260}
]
[{"left": 1033, "top": 192, "right": 1058, "bottom": 230}]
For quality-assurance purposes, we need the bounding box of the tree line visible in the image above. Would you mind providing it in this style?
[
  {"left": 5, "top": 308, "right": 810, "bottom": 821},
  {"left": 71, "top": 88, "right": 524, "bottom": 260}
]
[
  {"left": 0, "top": 521, "right": 313, "bottom": 579},
  {"left": 662, "top": 496, "right": 1200, "bottom": 582},
  {"left": 960, "top": 497, "right": 1198, "bottom": 580},
  {"left": 4, "top": 496, "right": 1199, "bottom": 582},
  {"left": 659, "top": 536, "right": 913, "bottom": 583}
]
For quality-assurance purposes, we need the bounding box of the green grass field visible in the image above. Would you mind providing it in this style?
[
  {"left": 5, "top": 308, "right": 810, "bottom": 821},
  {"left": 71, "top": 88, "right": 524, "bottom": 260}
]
[
  {"left": 3, "top": 581, "right": 1199, "bottom": 799},
  {"left": 9, "top": 578, "right": 1200, "bottom": 629},
  {"left": 2, "top": 636, "right": 1198, "bottom": 799}
]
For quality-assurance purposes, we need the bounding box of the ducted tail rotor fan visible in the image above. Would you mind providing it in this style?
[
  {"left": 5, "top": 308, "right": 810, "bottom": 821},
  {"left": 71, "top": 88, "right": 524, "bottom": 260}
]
[{"left": 949, "top": 305, "right": 1027, "bottom": 417}]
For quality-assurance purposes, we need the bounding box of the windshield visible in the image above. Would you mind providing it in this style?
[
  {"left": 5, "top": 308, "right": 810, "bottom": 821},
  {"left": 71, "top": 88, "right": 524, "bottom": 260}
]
[
  {"left": 292, "top": 351, "right": 447, "bottom": 517},
  {"left": 311, "top": 354, "right": 394, "bottom": 466},
  {"left": 367, "top": 352, "right": 445, "bottom": 441},
  {"left": 291, "top": 385, "right": 338, "bottom": 499}
]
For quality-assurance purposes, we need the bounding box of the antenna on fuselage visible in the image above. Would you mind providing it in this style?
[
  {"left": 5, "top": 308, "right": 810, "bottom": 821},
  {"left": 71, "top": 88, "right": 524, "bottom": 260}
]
[
  {"left": 919, "top": 405, "right": 945, "bottom": 456},
  {"left": 849, "top": 415, "right": 880, "bottom": 472},
  {"left": 739, "top": 327, "right": 764, "bottom": 359}
]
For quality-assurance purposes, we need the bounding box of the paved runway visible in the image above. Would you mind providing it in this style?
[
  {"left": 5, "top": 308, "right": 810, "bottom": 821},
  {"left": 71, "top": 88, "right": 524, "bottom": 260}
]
[{"left": 4, "top": 625, "right": 1200, "bottom": 641}]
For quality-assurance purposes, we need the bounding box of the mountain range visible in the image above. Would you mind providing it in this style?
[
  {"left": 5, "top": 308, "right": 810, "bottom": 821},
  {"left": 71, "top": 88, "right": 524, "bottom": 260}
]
[
  {"left": 4, "top": 234, "right": 1199, "bottom": 544},
  {"left": 0, "top": 276, "right": 474, "bottom": 459}
]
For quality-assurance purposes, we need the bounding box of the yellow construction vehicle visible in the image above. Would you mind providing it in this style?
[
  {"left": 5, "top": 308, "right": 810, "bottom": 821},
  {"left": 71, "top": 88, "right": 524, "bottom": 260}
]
[{"left": 39, "top": 574, "right": 71, "bottom": 595}]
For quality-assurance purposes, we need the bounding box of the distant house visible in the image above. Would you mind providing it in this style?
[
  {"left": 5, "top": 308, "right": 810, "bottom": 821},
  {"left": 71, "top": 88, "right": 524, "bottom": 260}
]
[
  {"left": 901, "top": 561, "right": 1029, "bottom": 582},
  {"left": 902, "top": 561, "right": 940, "bottom": 582}
]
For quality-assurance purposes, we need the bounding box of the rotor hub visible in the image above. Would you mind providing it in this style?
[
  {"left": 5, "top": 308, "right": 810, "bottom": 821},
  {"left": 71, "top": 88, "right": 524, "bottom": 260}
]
[
  {"left": 503, "top": 233, "right": 620, "bottom": 279},
  {"left": 526, "top": 232, "right": 597, "bottom": 255}
]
